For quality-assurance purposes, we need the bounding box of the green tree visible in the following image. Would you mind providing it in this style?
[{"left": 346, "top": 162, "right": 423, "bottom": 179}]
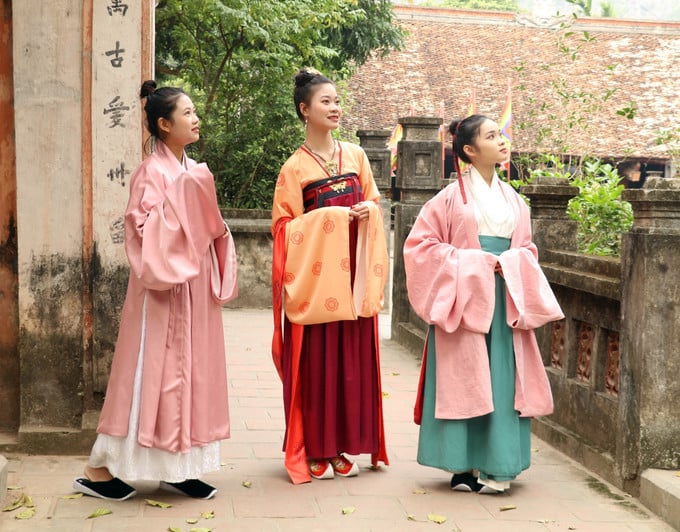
[
  {"left": 564, "top": 0, "right": 616, "bottom": 17},
  {"left": 155, "top": 0, "right": 405, "bottom": 208},
  {"left": 423, "top": 0, "right": 517, "bottom": 10}
]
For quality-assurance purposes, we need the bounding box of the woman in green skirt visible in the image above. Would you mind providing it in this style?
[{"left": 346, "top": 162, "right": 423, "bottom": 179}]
[{"left": 403, "top": 115, "right": 563, "bottom": 494}]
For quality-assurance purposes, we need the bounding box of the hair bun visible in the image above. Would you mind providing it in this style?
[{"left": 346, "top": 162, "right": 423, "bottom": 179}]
[
  {"left": 448, "top": 119, "right": 462, "bottom": 135},
  {"left": 140, "top": 79, "right": 157, "bottom": 99},
  {"left": 294, "top": 68, "right": 321, "bottom": 88}
]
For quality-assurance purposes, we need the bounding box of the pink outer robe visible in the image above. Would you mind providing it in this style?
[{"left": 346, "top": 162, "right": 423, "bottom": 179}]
[
  {"left": 97, "top": 140, "right": 238, "bottom": 453},
  {"left": 404, "top": 179, "right": 563, "bottom": 422}
]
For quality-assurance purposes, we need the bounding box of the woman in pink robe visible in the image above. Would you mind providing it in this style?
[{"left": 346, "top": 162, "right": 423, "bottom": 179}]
[
  {"left": 404, "top": 115, "right": 563, "bottom": 494},
  {"left": 271, "top": 68, "right": 389, "bottom": 484},
  {"left": 73, "top": 81, "right": 237, "bottom": 501}
]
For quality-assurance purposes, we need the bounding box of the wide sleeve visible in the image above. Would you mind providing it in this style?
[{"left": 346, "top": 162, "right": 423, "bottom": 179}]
[
  {"left": 209, "top": 231, "right": 238, "bottom": 304},
  {"left": 125, "top": 162, "right": 227, "bottom": 291},
  {"left": 498, "top": 192, "right": 563, "bottom": 329},
  {"left": 403, "top": 189, "right": 498, "bottom": 334}
]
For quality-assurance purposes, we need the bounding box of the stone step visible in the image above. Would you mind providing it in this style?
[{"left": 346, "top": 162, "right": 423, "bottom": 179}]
[
  {"left": 640, "top": 468, "right": 680, "bottom": 531},
  {"left": 0, "top": 455, "right": 7, "bottom": 504}
]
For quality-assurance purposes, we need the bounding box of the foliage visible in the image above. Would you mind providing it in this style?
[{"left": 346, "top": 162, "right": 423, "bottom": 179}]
[
  {"left": 566, "top": 160, "right": 633, "bottom": 256},
  {"left": 155, "top": 0, "right": 405, "bottom": 208},
  {"left": 654, "top": 125, "right": 680, "bottom": 177},
  {"left": 564, "top": 0, "right": 616, "bottom": 17},
  {"left": 509, "top": 17, "right": 636, "bottom": 255},
  {"left": 421, "top": 0, "right": 517, "bottom": 11}
]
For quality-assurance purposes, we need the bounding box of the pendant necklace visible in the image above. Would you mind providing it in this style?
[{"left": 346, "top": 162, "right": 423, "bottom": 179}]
[{"left": 304, "top": 140, "right": 338, "bottom": 176}]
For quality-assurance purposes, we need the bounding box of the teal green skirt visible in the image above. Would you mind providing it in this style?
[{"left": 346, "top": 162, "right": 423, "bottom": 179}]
[{"left": 416, "top": 236, "right": 531, "bottom": 483}]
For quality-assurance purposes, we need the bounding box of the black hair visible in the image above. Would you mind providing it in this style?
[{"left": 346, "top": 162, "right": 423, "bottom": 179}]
[
  {"left": 293, "top": 68, "right": 334, "bottom": 122},
  {"left": 448, "top": 114, "right": 489, "bottom": 165},
  {"left": 140, "top": 80, "right": 187, "bottom": 140}
]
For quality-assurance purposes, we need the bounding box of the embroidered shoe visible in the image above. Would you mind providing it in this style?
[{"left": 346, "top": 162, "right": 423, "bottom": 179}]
[
  {"left": 329, "top": 455, "right": 359, "bottom": 477},
  {"left": 73, "top": 477, "right": 137, "bottom": 501},
  {"left": 450, "top": 472, "right": 482, "bottom": 492},
  {"left": 308, "top": 459, "right": 334, "bottom": 480},
  {"left": 159, "top": 479, "right": 217, "bottom": 499}
]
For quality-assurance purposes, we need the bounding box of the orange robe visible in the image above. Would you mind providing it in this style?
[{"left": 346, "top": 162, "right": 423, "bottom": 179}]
[{"left": 271, "top": 141, "right": 389, "bottom": 483}]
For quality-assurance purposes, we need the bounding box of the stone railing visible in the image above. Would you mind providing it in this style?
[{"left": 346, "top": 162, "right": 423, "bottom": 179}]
[{"left": 389, "top": 117, "right": 680, "bottom": 498}]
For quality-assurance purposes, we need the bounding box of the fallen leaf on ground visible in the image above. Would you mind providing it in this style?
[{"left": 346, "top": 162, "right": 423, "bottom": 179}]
[
  {"left": 61, "top": 493, "right": 84, "bottom": 500},
  {"left": 342, "top": 506, "right": 356, "bottom": 515},
  {"left": 2, "top": 499, "right": 24, "bottom": 512},
  {"left": 14, "top": 508, "right": 36, "bottom": 520},
  {"left": 427, "top": 513, "right": 447, "bottom": 524},
  {"left": 145, "top": 499, "right": 172, "bottom": 508},
  {"left": 499, "top": 504, "right": 517, "bottom": 512},
  {"left": 7, "top": 486, "right": 23, "bottom": 491},
  {"left": 201, "top": 510, "right": 215, "bottom": 519},
  {"left": 412, "top": 488, "right": 427, "bottom": 494},
  {"left": 186, "top": 517, "right": 199, "bottom": 524},
  {"left": 391, "top": 372, "right": 400, "bottom": 376},
  {"left": 382, "top": 391, "right": 390, "bottom": 398},
  {"left": 2, "top": 493, "right": 31, "bottom": 512},
  {"left": 168, "top": 527, "right": 182, "bottom": 532},
  {"left": 189, "top": 528, "right": 212, "bottom": 532},
  {"left": 87, "top": 508, "right": 112, "bottom": 519},
  {"left": 242, "top": 480, "right": 252, "bottom": 488}
]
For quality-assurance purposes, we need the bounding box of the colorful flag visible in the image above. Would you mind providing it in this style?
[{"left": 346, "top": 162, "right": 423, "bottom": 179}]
[
  {"left": 387, "top": 123, "right": 402, "bottom": 174},
  {"left": 499, "top": 80, "right": 512, "bottom": 176},
  {"left": 387, "top": 107, "right": 414, "bottom": 174}
]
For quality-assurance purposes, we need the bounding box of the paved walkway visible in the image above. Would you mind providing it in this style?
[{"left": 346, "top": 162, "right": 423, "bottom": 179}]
[{"left": 0, "top": 309, "right": 675, "bottom": 531}]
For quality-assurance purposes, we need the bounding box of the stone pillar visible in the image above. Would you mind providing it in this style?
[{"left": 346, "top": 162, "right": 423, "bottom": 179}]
[
  {"left": 520, "top": 176, "right": 579, "bottom": 253},
  {"left": 12, "top": 1, "right": 153, "bottom": 453},
  {"left": 391, "top": 117, "right": 442, "bottom": 353},
  {"left": 0, "top": 0, "right": 19, "bottom": 435},
  {"left": 618, "top": 178, "right": 680, "bottom": 485},
  {"left": 520, "top": 176, "right": 579, "bottom": 363},
  {"left": 357, "top": 129, "right": 392, "bottom": 313}
]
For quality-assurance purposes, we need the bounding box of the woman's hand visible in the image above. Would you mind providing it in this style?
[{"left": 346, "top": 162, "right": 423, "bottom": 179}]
[
  {"left": 494, "top": 261, "right": 503, "bottom": 277},
  {"left": 349, "top": 202, "right": 370, "bottom": 221}
]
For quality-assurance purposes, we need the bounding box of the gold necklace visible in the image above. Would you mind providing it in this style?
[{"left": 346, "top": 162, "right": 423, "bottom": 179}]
[{"left": 304, "top": 140, "right": 338, "bottom": 175}]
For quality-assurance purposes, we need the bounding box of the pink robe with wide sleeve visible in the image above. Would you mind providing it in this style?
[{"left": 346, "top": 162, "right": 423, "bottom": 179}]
[
  {"left": 97, "top": 140, "right": 238, "bottom": 453},
  {"left": 404, "top": 179, "right": 562, "bottom": 421}
]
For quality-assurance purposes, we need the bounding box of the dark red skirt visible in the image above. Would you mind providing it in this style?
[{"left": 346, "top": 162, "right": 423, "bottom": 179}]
[{"left": 282, "top": 173, "right": 381, "bottom": 458}]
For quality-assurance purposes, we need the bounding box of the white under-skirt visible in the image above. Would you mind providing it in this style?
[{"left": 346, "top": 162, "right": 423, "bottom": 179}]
[{"left": 88, "top": 296, "right": 220, "bottom": 482}]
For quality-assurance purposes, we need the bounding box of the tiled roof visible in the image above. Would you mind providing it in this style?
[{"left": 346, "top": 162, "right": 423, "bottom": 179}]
[{"left": 345, "top": 6, "right": 680, "bottom": 160}]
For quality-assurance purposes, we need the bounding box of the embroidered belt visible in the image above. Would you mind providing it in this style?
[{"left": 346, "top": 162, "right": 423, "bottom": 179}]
[{"left": 302, "top": 173, "right": 362, "bottom": 211}]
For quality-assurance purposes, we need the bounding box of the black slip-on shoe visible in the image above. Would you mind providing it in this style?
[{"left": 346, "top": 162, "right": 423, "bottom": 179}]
[
  {"left": 73, "top": 477, "right": 137, "bottom": 501},
  {"left": 159, "top": 479, "right": 217, "bottom": 499},
  {"left": 450, "top": 472, "right": 482, "bottom": 492}
]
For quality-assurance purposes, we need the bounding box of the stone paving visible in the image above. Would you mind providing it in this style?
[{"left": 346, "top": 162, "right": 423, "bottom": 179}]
[{"left": 0, "top": 308, "right": 675, "bottom": 531}]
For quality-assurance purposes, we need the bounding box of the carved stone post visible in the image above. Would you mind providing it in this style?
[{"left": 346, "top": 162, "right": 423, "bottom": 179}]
[
  {"left": 520, "top": 176, "right": 579, "bottom": 253},
  {"left": 357, "top": 129, "right": 392, "bottom": 312},
  {"left": 391, "top": 117, "right": 442, "bottom": 351},
  {"left": 619, "top": 178, "right": 680, "bottom": 489},
  {"left": 520, "top": 177, "right": 579, "bottom": 365}
]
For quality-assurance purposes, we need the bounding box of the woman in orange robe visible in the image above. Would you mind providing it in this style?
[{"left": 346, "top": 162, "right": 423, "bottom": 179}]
[{"left": 271, "top": 68, "right": 389, "bottom": 484}]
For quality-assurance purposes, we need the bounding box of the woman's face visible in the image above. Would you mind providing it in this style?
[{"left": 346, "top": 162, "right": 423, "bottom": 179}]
[
  {"left": 465, "top": 119, "right": 509, "bottom": 166},
  {"left": 300, "top": 83, "right": 342, "bottom": 132},
  {"left": 160, "top": 94, "right": 200, "bottom": 148}
]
